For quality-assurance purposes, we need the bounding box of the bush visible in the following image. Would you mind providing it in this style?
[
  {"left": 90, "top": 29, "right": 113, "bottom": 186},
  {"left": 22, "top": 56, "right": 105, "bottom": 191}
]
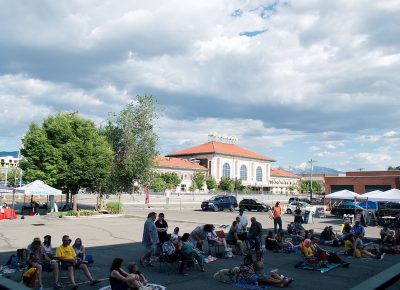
[
  {"left": 66, "top": 210, "right": 77, "bottom": 216},
  {"left": 106, "top": 201, "right": 123, "bottom": 214},
  {"left": 79, "top": 210, "right": 97, "bottom": 216}
]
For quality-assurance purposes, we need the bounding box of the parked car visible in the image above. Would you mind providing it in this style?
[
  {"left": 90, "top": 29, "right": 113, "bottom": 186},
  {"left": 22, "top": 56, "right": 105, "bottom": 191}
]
[
  {"left": 239, "top": 199, "right": 271, "bottom": 212},
  {"left": 330, "top": 202, "right": 364, "bottom": 217},
  {"left": 288, "top": 197, "right": 311, "bottom": 204},
  {"left": 377, "top": 202, "right": 400, "bottom": 217},
  {"left": 201, "top": 195, "right": 238, "bottom": 212},
  {"left": 286, "top": 201, "right": 313, "bottom": 214}
]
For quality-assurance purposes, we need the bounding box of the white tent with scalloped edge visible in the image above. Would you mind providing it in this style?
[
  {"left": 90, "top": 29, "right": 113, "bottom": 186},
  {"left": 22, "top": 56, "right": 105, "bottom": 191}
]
[
  {"left": 14, "top": 180, "right": 62, "bottom": 196},
  {"left": 368, "top": 188, "right": 400, "bottom": 202}
]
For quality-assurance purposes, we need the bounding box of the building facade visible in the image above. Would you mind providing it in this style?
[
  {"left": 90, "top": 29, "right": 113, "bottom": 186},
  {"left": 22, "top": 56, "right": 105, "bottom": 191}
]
[
  {"left": 324, "top": 171, "right": 400, "bottom": 195},
  {"left": 269, "top": 168, "right": 301, "bottom": 194},
  {"left": 166, "top": 141, "right": 276, "bottom": 190}
]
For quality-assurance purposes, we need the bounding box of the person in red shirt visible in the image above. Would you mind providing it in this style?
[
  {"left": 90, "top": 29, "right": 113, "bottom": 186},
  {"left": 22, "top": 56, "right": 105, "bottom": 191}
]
[{"left": 270, "top": 202, "right": 283, "bottom": 233}]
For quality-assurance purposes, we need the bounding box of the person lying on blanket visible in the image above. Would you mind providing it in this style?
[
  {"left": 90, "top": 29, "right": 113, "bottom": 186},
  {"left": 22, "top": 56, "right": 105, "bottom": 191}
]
[
  {"left": 302, "top": 239, "right": 350, "bottom": 267},
  {"left": 238, "top": 254, "right": 293, "bottom": 287}
]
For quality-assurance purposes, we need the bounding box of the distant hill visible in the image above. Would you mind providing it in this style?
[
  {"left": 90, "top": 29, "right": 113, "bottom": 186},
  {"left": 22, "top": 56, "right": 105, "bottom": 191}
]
[
  {"left": 279, "top": 165, "right": 343, "bottom": 175},
  {"left": 0, "top": 151, "right": 19, "bottom": 158}
]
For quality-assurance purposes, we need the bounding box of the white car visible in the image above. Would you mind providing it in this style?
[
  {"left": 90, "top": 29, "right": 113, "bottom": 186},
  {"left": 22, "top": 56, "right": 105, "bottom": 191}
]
[{"left": 286, "top": 201, "right": 315, "bottom": 214}]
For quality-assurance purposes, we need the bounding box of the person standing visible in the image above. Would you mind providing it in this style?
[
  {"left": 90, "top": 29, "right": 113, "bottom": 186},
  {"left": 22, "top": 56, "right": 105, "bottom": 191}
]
[
  {"left": 140, "top": 212, "right": 159, "bottom": 267},
  {"left": 270, "top": 202, "right": 283, "bottom": 233},
  {"left": 237, "top": 209, "right": 248, "bottom": 241},
  {"left": 155, "top": 213, "right": 168, "bottom": 254},
  {"left": 294, "top": 205, "right": 303, "bottom": 224},
  {"left": 247, "top": 217, "right": 263, "bottom": 251}
]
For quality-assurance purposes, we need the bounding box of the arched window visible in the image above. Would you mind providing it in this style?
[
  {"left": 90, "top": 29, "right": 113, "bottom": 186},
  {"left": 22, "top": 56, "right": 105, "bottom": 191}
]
[
  {"left": 256, "top": 166, "right": 262, "bottom": 182},
  {"left": 222, "top": 163, "right": 230, "bottom": 178},
  {"left": 240, "top": 165, "right": 247, "bottom": 181}
]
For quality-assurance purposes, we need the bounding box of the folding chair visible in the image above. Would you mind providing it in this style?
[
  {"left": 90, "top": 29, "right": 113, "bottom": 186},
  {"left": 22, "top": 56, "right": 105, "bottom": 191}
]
[{"left": 208, "top": 230, "right": 225, "bottom": 257}]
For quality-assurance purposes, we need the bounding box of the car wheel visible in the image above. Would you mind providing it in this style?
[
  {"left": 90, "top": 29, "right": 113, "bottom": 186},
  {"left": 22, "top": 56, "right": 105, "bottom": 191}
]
[
  {"left": 229, "top": 205, "right": 234, "bottom": 212},
  {"left": 202, "top": 208, "right": 207, "bottom": 211},
  {"left": 286, "top": 209, "right": 292, "bottom": 214},
  {"left": 213, "top": 205, "right": 219, "bottom": 212}
]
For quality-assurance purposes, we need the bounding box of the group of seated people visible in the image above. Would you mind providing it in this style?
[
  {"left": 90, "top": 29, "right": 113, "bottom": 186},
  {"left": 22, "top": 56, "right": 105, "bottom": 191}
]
[{"left": 22, "top": 234, "right": 99, "bottom": 290}]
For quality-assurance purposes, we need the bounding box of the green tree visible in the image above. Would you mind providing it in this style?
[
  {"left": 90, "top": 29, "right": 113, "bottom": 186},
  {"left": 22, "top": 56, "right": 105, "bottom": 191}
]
[
  {"left": 153, "top": 176, "right": 167, "bottom": 192},
  {"left": 20, "top": 113, "right": 114, "bottom": 211},
  {"left": 161, "top": 172, "right": 181, "bottom": 190},
  {"left": 189, "top": 183, "right": 197, "bottom": 192},
  {"left": 300, "top": 180, "right": 322, "bottom": 193},
  {"left": 234, "top": 179, "right": 243, "bottom": 191},
  {"left": 104, "top": 95, "right": 159, "bottom": 193},
  {"left": 219, "top": 176, "right": 230, "bottom": 191},
  {"left": 0, "top": 168, "right": 21, "bottom": 186},
  {"left": 243, "top": 186, "right": 252, "bottom": 194},
  {"left": 228, "top": 180, "right": 235, "bottom": 193},
  {"left": 206, "top": 176, "right": 217, "bottom": 191},
  {"left": 288, "top": 184, "right": 299, "bottom": 192},
  {"left": 388, "top": 166, "right": 400, "bottom": 170},
  {"left": 192, "top": 171, "right": 205, "bottom": 191}
]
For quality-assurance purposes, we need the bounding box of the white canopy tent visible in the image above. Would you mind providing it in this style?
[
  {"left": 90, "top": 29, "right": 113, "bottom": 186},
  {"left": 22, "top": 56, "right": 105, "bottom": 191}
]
[
  {"left": 14, "top": 180, "right": 62, "bottom": 196},
  {"left": 325, "top": 189, "right": 366, "bottom": 200},
  {"left": 361, "top": 190, "right": 382, "bottom": 199},
  {"left": 368, "top": 188, "right": 400, "bottom": 202}
]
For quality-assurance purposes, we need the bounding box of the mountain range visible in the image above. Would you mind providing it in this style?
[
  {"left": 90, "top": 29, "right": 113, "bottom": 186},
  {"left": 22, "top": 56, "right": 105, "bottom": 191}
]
[
  {"left": 278, "top": 165, "right": 343, "bottom": 175},
  {"left": 0, "top": 151, "right": 19, "bottom": 158}
]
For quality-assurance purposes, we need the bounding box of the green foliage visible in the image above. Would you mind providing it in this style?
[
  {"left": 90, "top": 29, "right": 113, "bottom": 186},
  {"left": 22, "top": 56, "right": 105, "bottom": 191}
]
[
  {"left": 20, "top": 113, "right": 114, "bottom": 210},
  {"left": 0, "top": 168, "right": 21, "bottom": 186},
  {"left": 206, "top": 176, "right": 217, "bottom": 190},
  {"left": 160, "top": 172, "right": 180, "bottom": 190},
  {"left": 300, "top": 180, "right": 322, "bottom": 193},
  {"left": 288, "top": 184, "right": 299, "bottom": 192},
  {"left": 153, "top": 176, "right": 167, "bottom": 192},
  {"left": 234, "top": 179, "right": 243, "bottom": 191},
  {"left": 66, "top": 210, "right": 77, "bottom": 216},
  {"left": 388, "top": 166, "right": 400, "bottom": 170},
  {"left": 106, "top": 201, "right": 123, "bottom": 214},
  {"left": 243, "top": 186, "right": 252, "bottom": 194},
  {"left": 189, "top": 183, "right": 197, "bottom": 192},
  {"left": 219, "top": 176, "right": 230, "bottom": 191},
  {"left": 79, "top": 210, "right": 97, "bottom": 216},
  {"left": 192, "top": 171, "right": 205, "bottom": 190},
  {"left": 103, "top": 95, "right": 159, "bottom": 193},
  {"left": 228, "top": 180, "right": 235, "bottom": 193}
]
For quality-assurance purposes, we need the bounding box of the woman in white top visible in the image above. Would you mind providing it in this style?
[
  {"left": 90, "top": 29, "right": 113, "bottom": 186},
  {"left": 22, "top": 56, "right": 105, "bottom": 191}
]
[{"left": 43, "top": 235, "right": 53, "bottom": 258}]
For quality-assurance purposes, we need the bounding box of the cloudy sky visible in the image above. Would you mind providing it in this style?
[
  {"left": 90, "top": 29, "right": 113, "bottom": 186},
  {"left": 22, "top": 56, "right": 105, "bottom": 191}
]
[{"left": 1, "top": 0, "right": 400, "bottom": 171}]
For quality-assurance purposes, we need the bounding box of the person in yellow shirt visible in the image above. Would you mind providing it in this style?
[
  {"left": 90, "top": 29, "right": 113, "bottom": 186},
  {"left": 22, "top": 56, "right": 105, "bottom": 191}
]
[{"left": 56, "top": 235, "right": 100, "bottom": 290}]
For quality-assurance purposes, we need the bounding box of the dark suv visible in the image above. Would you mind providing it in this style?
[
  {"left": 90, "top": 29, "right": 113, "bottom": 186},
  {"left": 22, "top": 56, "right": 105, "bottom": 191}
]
[
  {"left": 201, "top": 195, "right": 238, "bottom": 212},
  {"left": 330, "top": 202, "right": 364, "bottom": 217},
  {"left": 377, "top": 202, "right": 400, "bottom": 217},
  {"left": 239, "top": 199, "right": 270, "bottom": 212}
]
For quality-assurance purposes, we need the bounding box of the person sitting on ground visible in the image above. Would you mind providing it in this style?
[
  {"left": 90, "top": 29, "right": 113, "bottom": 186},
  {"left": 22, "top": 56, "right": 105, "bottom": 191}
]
[
  {"left": 189, "top": 224, "right": 214, "bottom": 251},
  {"left": 73, "top": 238, "right": 94, "bottom": 264},
  {"left": 181, "top": 233, "right": 206, "bottom": 272},
  {"left": 171, "top": 227, "right": 180, "bottom": 239},
  {"left": 253, "top": 251, "right": 265, "bottom": 276},
  {"left": 27, "top": 237, "right": 62, "bottom": 290},
  {"left": 56, "top": 235, "right": 100, "bottom": 290},
  {"left": 345, "top": 234, "right": 383, "bottom": 259},
  {"left": 155, "top": 213, "right": 168, "bottom": 254},
  {"left": 382, "top": 231, "right": 397, "bottom": 252},
  {"left": 207, "top": 225, "right": 231, "bottom": 253},
  {"left": 265, "top": 231, "right": 280, "bottom": 251},
  {"left": 226, "top": 221, "right": 246, "bottom": 255},
  {"left": 247, "top": 217, "right": 263, "bottom": 252},
  {"left": 238, "top": 254, "right": 292, "bottom": 287},
  {"left": 342, "top": 222, "right": 354, "bottom": 240},
  {"left": 301, "top": 239, "right": 349, "bottom": 267},
  {"left": 43, "top": 235, "right": 54, "bottom": 259},
  {"left": 161, "top": 234, "right": 186, "bottom": 274},
  {"left": 320, "top": 226, "right": 341, "bottom": 246},
  {"left": 109, "top": 258, "right": 143, "bottom": 290},
  {"left": 353, "top": 220, "right": 365, "bottom": 239},
  {"left": 127, "top": 262, "right": 148, "bottom": 286}
]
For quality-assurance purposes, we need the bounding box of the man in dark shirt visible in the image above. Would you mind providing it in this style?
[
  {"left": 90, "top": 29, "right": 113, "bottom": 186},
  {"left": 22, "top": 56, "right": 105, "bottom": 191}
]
[{"left": 247, "top": 217, "right": 263, "bottom": 251}]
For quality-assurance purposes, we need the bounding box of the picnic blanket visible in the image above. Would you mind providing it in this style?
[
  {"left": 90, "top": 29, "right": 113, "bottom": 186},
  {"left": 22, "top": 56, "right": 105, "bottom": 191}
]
[
  {"left": 98, "top": 283, "right": 167, "bottom": 290},
  {"left": 294, "top": 261, "right": 341, "bottom": 273},
  {"left": 231, "top": 281, "right": 272, "bottom": 289}
]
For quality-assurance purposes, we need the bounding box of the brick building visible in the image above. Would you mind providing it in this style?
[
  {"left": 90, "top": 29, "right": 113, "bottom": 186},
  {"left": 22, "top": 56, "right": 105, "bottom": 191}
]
[{"left": 324, "top": 171, "right": 400, "bottom": 195}]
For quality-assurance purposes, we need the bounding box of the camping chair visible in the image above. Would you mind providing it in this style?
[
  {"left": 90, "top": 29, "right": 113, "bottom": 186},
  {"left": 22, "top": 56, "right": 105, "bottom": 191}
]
[
  {"left": 299, "top": 243, "right": 320, "bottom": 268},
  {"left": 208, "top": 230, "right": 225, "bottom": 257}
]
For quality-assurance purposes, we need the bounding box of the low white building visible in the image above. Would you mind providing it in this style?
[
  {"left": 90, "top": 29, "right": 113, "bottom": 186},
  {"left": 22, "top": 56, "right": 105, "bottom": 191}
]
[
  {"left": 153, "top": 156, "right": 207, "bottom": 192},
  {"left": 269, "top": 168, "right": 301, "bottom": 194}
]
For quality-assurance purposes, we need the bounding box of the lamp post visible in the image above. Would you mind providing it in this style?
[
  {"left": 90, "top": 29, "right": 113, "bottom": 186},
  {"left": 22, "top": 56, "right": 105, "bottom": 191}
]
[{"left": 307, "top": 159, "right": 317, "bottom": 201}]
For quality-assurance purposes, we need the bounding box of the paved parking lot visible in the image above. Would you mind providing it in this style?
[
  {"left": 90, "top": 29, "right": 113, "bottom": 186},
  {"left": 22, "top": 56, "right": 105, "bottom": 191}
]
[{"left": 0, "top": 205, "right": 398, "bottom": 290}]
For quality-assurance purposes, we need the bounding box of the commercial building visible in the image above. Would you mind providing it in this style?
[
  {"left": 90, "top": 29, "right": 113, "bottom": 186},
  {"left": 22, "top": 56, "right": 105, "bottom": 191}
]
[
  {"left": 324, "top": 171, "right": 400, "bottom": 194},
  {"left": 269, "top": 168, "right": 301, "bottom": 194}
]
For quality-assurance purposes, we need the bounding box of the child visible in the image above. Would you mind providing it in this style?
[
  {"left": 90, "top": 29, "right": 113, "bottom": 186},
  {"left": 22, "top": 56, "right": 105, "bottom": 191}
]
[{"left": 128, "top": 262, "right": 148, "bottom": 286}]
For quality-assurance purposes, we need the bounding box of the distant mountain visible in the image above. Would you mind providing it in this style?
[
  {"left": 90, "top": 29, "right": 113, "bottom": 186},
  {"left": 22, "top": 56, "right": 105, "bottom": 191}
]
[
  {"left": 0, "top": 151, "right": 19, "bottom": 158},
  {"left": 278, "top": 165, "right": 343, "bottom": 175}
]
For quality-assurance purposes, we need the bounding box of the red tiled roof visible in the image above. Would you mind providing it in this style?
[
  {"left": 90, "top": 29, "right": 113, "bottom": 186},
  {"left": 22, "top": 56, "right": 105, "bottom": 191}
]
[
  {"left": 154, "top": 156, "right": 207, "bottom": 171},
  {"left": 270, "top": 168, "right": 300, "bottom": 178},
  {"left": 167, "top": 141, "right": 275, "bottom": 162}
]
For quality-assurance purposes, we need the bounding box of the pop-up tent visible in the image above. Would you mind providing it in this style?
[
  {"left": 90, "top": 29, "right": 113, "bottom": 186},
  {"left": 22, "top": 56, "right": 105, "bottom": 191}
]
[
  {"left": 368, "top": 188, "right": 400, "bottom": 202},
  {"left": 0, "top": 184, "right": 13, "bottom": 194},
  {"left": 325, "top": 189, "right": 365, "bottom": 200},
  {"left": 361, "top": 190, "right": 382, "bottom": 199},
  {"left": 14, "top": 180, "right": 62, "bottom": 196}
]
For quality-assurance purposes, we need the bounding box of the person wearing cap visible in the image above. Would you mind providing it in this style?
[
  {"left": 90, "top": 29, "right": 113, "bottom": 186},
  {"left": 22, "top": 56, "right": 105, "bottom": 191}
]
[
  {"left": 270, "top": 202, "right": 283, "bottom": 233},
  {"left": 140, "top": 212, "right": 159, "bottom": 267}
]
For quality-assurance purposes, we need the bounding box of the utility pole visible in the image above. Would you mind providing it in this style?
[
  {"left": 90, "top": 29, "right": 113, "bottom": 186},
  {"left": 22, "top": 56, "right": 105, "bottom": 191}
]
[{"left": 307, "top": 159, "right": 317, "bottom": 201}]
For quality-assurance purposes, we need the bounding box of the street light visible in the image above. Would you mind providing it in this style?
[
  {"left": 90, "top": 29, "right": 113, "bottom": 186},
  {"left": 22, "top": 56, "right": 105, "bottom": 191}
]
[{"left": 307, "top": 159, "right": 317, "bottom": 201}]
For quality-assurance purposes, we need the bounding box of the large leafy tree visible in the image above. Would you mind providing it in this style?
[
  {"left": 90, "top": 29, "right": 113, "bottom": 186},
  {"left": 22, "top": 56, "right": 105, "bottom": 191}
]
[
  {"left": 104, "top": 95, "right": 159, "bottom": 193},
  {"left": 300, "top": 180, "right": 322, "bottom": 193},
  {"left": 206, "top": 176, "right": 217, "bottom": 191},
  {"left": 20, "top": 113, "right": 114, "bottom": 211},
  {"left": 192, "top": 171, "right": 205, "bottom": 191}
]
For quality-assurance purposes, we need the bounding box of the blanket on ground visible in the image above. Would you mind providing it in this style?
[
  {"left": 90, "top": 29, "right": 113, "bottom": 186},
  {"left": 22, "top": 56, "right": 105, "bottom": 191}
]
[{"left": 294, "top": 261, "right": 341, "bottom": 273}]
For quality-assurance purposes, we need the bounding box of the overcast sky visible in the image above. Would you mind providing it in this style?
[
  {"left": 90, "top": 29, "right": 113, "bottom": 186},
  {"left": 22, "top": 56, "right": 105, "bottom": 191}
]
[{"left": 1, "top": 0, "right": 400, "bottom": 171}]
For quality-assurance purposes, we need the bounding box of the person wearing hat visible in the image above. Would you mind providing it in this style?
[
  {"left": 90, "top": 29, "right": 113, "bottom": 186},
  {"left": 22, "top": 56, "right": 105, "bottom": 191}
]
[{"left": 270, "top": 202, "right": 283, "bottom": 233}]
